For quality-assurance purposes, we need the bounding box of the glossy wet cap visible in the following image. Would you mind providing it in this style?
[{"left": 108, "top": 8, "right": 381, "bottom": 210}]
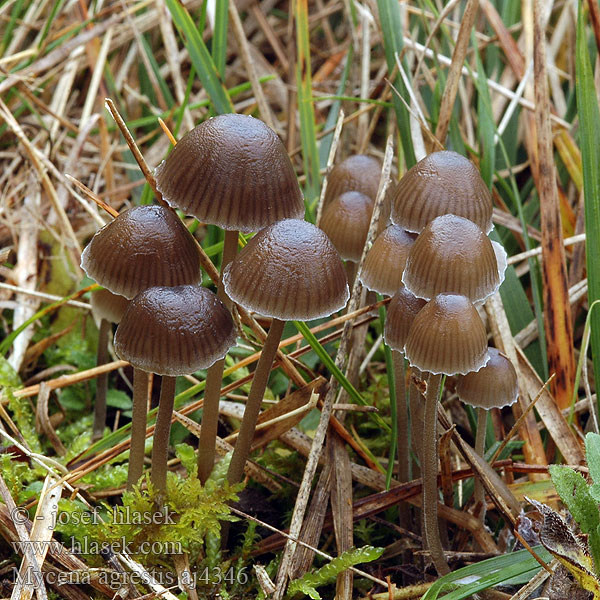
[
  {"left": 223, "top": 219, "right": 349, "bottom": 321},
  {"left": 402, "top": 214, "right": 504, "bottom": 303},
  {"left": 392, "top": 151, "right": 493, "bottom": 233},
  {"left": 456, "top": 347, "right": 518, "bottom": 409},
  {"left": 90, "top": 288, "right": 129, "bottom": 324},
  {"left": 383, "top": 286, "right": 426, "bottom": 352},
  {"left": 319, "top": 191, "right": 374, "bottom": 262},
  {"left": 324, "top": 155, "right": 382, "bottom": 205},
  {"left": 404, "top": 294, "right": 489, "bottom": 375},
  {"left": 114, "top": 285, "right": 236, "bottom": 376},
  {"left": 155, "top": 114, "right": 304, "bottom": 232},
  {"left": 81, "top": 206, "right": 201, "bottom": 299},
  {"left": 360, "top": 224, "right": 416, "bottom": 295}
]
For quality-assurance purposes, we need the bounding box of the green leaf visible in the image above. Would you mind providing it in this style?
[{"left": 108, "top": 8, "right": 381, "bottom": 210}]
[
  {"left": 106, "top": 388, "right": 132, "bottom": 411},
  {"left": 586, "top": 432, "right": 600, "bottom": 486}
]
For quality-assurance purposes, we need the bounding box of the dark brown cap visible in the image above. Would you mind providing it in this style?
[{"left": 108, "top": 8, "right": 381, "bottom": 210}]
[
  {"left": 404, "top": 294, "right": 488, "bottom": 375},
  {"left": 383, "top": 286, "right": 426, "bottom": 352},
  {"left": 456, "top": 347, "right": 518, "bottom": 409},
  {"left": 154, "top": 114, "right": 304, "bottom": 232},
  {"left": 360, "top": 224, "right": 416, "bottom": 295},
  {"left": 223, "top": 219, "right": 349, "bottom": 321},
  {"left": 81, "top": 206, "right": 201, "bottom": 299},
  {"left": 392, "top": 151, "right": 493, "bottom": 233},
  {"left": 319, "top": 191, "right": 374, "bottom": 262},
  {"left": 90, "top": 288, "right": 129, "bottom": 324},
  {"left": 114, "top": 285, "right": 236, "bottom": 376},
  {"left": 402, "top": 214, "right": 503, "bottom": 303},
  {"left": 324, "top": 155, "right": 382, "bottom": 206}
]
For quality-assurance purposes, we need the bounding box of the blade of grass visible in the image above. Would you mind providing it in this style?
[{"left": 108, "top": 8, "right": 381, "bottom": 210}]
[{"left": 212, "top": 0, "right": 228, "bottom": 79}]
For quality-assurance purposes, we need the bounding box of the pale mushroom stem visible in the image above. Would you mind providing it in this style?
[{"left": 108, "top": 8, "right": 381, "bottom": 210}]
[
  {"left": 92, "top": 318, "right": 110, "bottom": 441},
  {"left": 127, "top": 369, "right": 150, "bottom": 490},
  {"left": 392, "top": 349, "right": 410, "bottom": 527},
  {"left": 198, "top": 229, "right": 239, "bottom": 484},
  {"left": 227, "top": 318, "right": 286, "bottom": 485},
  {"left": 151, "top": 375, "right": 177, "bottom": 494},
  {"left": 423, "top": 373, "right": 450, "bottom": 575},
  {"left": 474, "top": 407, "right": 487, "bottom": 522}
]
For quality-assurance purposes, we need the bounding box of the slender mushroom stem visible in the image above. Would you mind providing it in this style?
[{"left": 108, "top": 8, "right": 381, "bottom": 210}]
[
  {"left": 227, "top": 318, "right": 286, "bottom": 486},
  {"left": 474, "top": 406, "right": 487, "bottom": 522},
  {"left": 151, "top": 375, "right": 177, "bottom": 495},
  {"left": 198, "top": 229, "right": 239, "bottom": 483},
  {"left": 93, "top": 318, "right": 110, "bottom": 441},
  {"left": 423, "top": 372, "right": 450, "bottom": 575},
  {"left": 127, "top": 368, "right": 150, "bottom": 490},
  {"left": 393, "top": 350, "right": 410, "bottom": 527}
]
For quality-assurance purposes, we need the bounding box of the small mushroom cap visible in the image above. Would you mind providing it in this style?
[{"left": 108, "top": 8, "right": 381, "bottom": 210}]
[
  {"left": 383, "top": 286, "right": 426, "bottom": 352},
  {"left": 90, "top": 288, "right": 129, "bottom": 324},
  {"left": 114, "top": 285, "right": 236, "bottom": 376},
  {"left": 360, "top": 225, "right": 416, "bottom": 295},
  {"left": 81, "top": 206, "right": 201, "bottom": 299},
  {"left": 402, "top": 214, "right": 502, "bottom": 303},
  {"left": 155, "top": 114, "right": 304, "bottom": 232},
  {"left": 319, "top": 191, "right": 374, "bottom": 262},
  {"left": 404, "top": 293, "right": 489, "bottom": 375},
  {"left": 223, "top": 219, "right": 349, "bottom": 321},
  {"left": 324, "top": 155, "right": 382, "bottom": 205},
  {"left": 456, "top": 347, "right": 518, "bottom": 409},
  {"left": 392, "top": 151, "right": 493, "bottom": 233}
]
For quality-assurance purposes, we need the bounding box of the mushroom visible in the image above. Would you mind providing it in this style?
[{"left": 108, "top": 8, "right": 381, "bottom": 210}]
[
  {"left": 391, "top": 151, "right": 493, "bottom": 234},
  {"left": 114, "top": 285, "right": 236, "bottom": 494},
  {"left": 155, "top": 113, "right": 304, "bottom": 483},
  {"left": 404, "top": 294, "right": 489, "bottom": 574},
  {"left": 222, "top": 218, "right": 349, "bottom": 485},
  {"left": 90, "top": 288, "right": 129, "bottom": 441}
]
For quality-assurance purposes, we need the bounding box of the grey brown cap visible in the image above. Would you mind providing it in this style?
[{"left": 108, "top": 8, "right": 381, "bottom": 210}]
[
  {"left": 81, "top": 205, "right": 201, "bottom": 299},
  {"left": 456, "top": 347, "right": 518, "bottom": 409},
  {"left": 114, "top": 285, "right": 236, "bottom": 376},
  {"left": 392, "top": 151, "right": 493, "bottom": 233},
  {"left": 383, "top": 286, "right": 426, "bottom": 352},
  {"left": 155, "top": 114, "right": 304, "bottom": 232},
  {"left": 402, "top": 214, "right": 504, "bottom": 303},
  {"left": 90, "top": 288, "right": 129, "bottom": 324},
  {"left": 319, "top": 191, "right": 374, "bottom": 262},
  {"left": 360, "top": 224, "right": 416, "bottom": 295},
  {"left": 324, "top": 155, "right": 382, "bottom": 206},
  {"left": 223, "top": 219, "right": 349, "bottom": 321},
  {"left": 404, "top": 294, "right": 489, "bottom": 375}
]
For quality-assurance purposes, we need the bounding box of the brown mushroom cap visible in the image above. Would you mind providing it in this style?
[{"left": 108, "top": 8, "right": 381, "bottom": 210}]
[
  {"left": 114, "top": 285, "right": 236, "bottom": 376},
  {"left": 455, "top": 347, "right": 518, "bottom": 409},
  {"left": 319, "top": 191, "right": 374, "bottom": 262},
  {"left": 90, "top": 288, "right": 129, "bottom": 324},
  {"left": 324, "top": 155, "right": 382, "bottom": 205},
  {"left": 223, "top": 219, "right": 349, "bottom": 321},
  {"left": 360, "top": 224, "right": 416, "bottom": 295},
  {"left": 392, "top": 151, "right": 493, "bottom": 233},
  {"left": 383, "top": 286, "right": 426, "bottom": 352},
  {"left": 404, "top": 293, "right": 489, "bottom": 375},
  {"left": 402, "top": 214, "right": 502, "bottom": 303},
  {"left": 81, "top": 206, "right": 201, "bottom": 299},
  {"left": 154, "top": 114, "right": 304, "bottom": 232}
]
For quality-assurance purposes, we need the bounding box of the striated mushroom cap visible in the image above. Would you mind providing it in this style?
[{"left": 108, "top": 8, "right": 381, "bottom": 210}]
[
  {"left": 404, "top": 293, "right": 489, "bottom": 375},
  {"left": 384, "top": 286, "right": 426, "bottom": 352},
  {"left": 90, "top": 288, "right": 129, "bottom": 324},
  {"left": 360, "top": 224, "right": 416, "bottom": 295},
  {"left": 155, "top": 114, "right": 304, "bottom": 232},
  {"left": 223, "top": 219, "right": 349, "bottom": 321},
  {"left": 324, "top": 155, "right": 382, "bottom": 206},
  {"left": 114, "top": 285, "right": 236, "bottom": 376},
  {"left": 319, "top": 191, "right": 374, "bottom": 262},
  {"left": 456, "top": 347, "right": 518, "bottom": 409},
  {"left": 81, "top": 205, "right": 201, "bottom": 299},
  {"left": 392, "top": 151, "right": 493, "bottom": 233},
  {"left": 402, "top": 214, "right": 504, "bottom": 303}
]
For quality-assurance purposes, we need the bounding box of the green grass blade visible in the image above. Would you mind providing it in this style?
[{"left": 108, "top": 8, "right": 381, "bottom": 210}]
[{"left": 212, "top": 0, "right": 229, "bottom": 78}]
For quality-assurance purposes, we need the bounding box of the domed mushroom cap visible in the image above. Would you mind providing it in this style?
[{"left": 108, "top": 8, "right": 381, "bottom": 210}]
[
  {"left": 360, "top": 224, "right": 416, "bottom": 295},
  {"left": 392, "top": 151, "right": 493, "bottom": 233},
  {"left": 114, "top": 285, "right": 236, "bottom": 376},
  {"left": 383, "top": 286, "right": 426, "bottom": 352},
  {"left": 456, "top": 347, "right": 518, "bottom": 409},
  {"left": 402, "top": 214, "right": 503, "bottom": 303},
  {"left": 155, "top": 114, "right": 304, "bottom": 232},
  {"left": 324, "top": 155, "right": 382, "bottom": 206},
  {"left": 319, "top": 191, "right": 374, "bottom": 262},
  {"left": 223, "top": 219, "right": 349, "bottom": 321},
  {"left": 91, "top": 288, "right": 129, "bottom": 324},
  {"left": 81, "top": 206, "right": 201, "bottom": 299},
  {"left": 404, "top": 293, "right": 489, "bottom": 375}
]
